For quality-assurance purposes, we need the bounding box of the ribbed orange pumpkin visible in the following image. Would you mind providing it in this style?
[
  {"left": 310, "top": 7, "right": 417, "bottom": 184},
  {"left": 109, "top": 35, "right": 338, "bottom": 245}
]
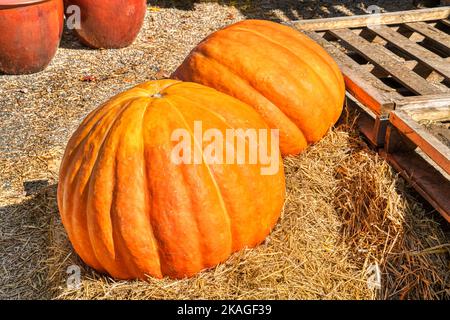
[
  {"left": 58, "top": 80, "right": 285, "bottom": 280},
  {"left": 173, "top": 19, "right": 346, "bottom": 156}
]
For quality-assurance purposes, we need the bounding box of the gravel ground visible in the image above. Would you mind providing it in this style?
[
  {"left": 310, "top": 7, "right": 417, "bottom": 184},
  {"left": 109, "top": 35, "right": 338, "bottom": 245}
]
[{"left": 3, "top": 0, "right": 443, "bottom": 300}]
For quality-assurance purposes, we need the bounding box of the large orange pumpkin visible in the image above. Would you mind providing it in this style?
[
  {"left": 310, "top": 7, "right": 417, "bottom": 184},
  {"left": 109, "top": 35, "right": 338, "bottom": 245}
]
[
  {"left": 58, "top": 80, "right": 285, "bottom": 280},
  {"left": 173, "top": 19, "right": 346, "bottom": 156}
]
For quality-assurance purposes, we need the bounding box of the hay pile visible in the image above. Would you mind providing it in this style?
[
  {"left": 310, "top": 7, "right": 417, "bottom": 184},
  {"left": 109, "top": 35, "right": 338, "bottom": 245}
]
[
  {"left": 1, "top": 1, "right": 449, "bottom": 300},
  {"left": 43, "top": 111, "right": 450, "bottom": 300}
]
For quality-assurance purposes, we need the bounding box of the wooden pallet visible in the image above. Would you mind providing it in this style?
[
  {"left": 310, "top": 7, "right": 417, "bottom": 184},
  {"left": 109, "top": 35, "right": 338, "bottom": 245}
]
[
  {"left": 288, "top": 6, "right": 450, "bottom": 147},
  {"left": 288, "top": 7, "right": 450, "bottom": 219}
]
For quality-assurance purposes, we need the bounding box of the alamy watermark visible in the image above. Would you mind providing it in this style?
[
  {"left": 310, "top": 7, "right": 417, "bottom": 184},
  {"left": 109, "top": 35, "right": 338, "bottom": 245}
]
[
  {"left": 65, "top": 5, "right": 81, "bottom": 30},
  {"left": 366, "top": 263, "right": 382, "bottom": 290},
  {"left": 66, "top": 264, "right": 81, "bottom": 290},
  {"left": 366, "top": 5, "right": 382, "bottom": 29},
  {"left": 170, "top": 121, "right": 280, "bottom": 175}
]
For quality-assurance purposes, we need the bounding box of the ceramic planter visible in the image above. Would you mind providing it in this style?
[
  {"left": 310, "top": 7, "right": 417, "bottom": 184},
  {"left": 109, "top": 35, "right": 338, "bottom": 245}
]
[
  {"left": 64, "top": 0, "right": 146, "bottom": 49},
  {"left": 0, "top": 0, "right": 64, "bottom": 74}
]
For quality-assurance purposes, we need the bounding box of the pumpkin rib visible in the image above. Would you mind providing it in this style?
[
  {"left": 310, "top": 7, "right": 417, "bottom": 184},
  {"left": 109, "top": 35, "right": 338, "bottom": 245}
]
[
  {"left": 140, "top": 100, "right": 198, "bottom": 277},
  {"left": 166, "top": 93, "right": 276, "bottom": 251},
  {"left": 149, "top": 97, "right": 209, "bottom": 275},
  {"left": 107, "top": 98, "right": 166, "bottom": 278},
  {"left": 166, "top": 93, "right": 255, "bottom": 251},
  {"left": 169, "top": 93, "right": 236, "bottom": 130},
  {"left": 211, "top": 164, "right": 258, "bottom": 251},
  {"left": 264, "top": 27, "right": 345, "bottom": 119},
  {"left": 234, "top": 26, "right": 341, "bottom": 107},
  {"left": 131, "top": 98, "right": 165, "bottom": 278},
  {"left": 227, "top": 20, "right": 337, "bottom": 75},
  {"left": 183, "top": 50, "right": 308, "bottom": 148},
  {"left": 165, "top": 96, "right": 234, "bottom": 255},
  {"left": 170, "top": 92, "right": 274, "bottom": 248},
  {"left": 163, "top": 98, "right": 207, "bottom": 270},
  {"left": 193, "top": 46, "right": 322, "bottom": 143},
  {"left": 59, "top": 103, "right": 114, "bottom": 218},
  {"left": 261, "top": 24, "right": 345, "bottom": 122},
  {"left": 186, "top": 50, "right": 291, "bottom": 122},
  {"left": 108, "top": 99, "right": 164, "bottom": 279},
  {"left": 99, "top": 144, "right": 134, "bottom": 278},
  {"left": 61, "top": 102, "right": 132, "bottom": 273},
  {"left": 60, "top": 97, "right": 133, "bottom": 173},
  {"left": 139, "top": 99, "right": 163, "bottom": 278},
  {"left": 60, "top": 101, "right": 125, "bottom": 182},
  {"left": 110, "top": 152, "right": 138, "bottom": 277},
  {"left": 62, "top": 106, "right": 106, "bottom": 158},
  {"left": 240, "top": 21, "right": 345, "bottom": 103},
  {"left": 144, "top": 104, "right": 206, "bottom": 277},
  {"left": 208, "top": 28, "right": 337, "bottom": 139},
  {"left": 167, "top": 96, "right": 235, "bottom": 254},
  {"left": 85, "top": 100, "right": 138, "bottom": 278}
]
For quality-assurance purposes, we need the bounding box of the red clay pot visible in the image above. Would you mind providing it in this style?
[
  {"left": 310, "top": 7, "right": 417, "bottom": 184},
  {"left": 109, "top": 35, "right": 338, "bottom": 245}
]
[
  {"left": 0, "top": 0, "right": 64, "bottom": 74},
  {"left": 64, "top": 0, "right": 147, "bottom": 49}
]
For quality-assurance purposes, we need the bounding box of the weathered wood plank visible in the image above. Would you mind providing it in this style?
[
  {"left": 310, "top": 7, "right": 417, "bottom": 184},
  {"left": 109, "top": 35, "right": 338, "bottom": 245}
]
[
  {"left": 381, "top": 143, "right": 450, "bottom": 221},
  {"left": 346, "top": 92, "right": 389, "bottom": 146},
  {"left": 402, "top": 106, "right": 450, "bottom": 122},
  {"left": 404, "top": 21, "right": 450, "bottom": 54},
  {"left": 304, "top": 31, "right": 401, "bottom": 114},
  {"left": 330, "top": 28, "right": 445, "bottom": 95},
  {"left": 288, "top": 7, "right": 450, "bottom": 31},
  {"left": 389, "top": 110, "right": 450, "bottom": 174},
  {"left": 368, "top": 25, "right": 450, "bottom": 79},
  {"left": 396, "top": 94, "right": 450, "bottom": 121},
  {"left": 396, "top": 92, "right": 450, "bottom": 107}
]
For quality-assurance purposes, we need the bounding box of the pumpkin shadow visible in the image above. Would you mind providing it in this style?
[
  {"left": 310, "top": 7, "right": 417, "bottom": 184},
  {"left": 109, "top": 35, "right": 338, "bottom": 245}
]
[{"left": 0, "top": 183, "right": 58, "bottom": 299}]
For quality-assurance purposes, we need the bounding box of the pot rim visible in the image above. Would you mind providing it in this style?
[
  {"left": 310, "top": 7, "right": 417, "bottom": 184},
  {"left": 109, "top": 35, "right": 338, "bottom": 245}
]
[{"left": 0, "top": 0, "right": 51, "bottom": 9}]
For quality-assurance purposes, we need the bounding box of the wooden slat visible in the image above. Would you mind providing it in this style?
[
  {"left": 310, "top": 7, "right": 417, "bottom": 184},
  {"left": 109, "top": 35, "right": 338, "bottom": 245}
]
[
  {"left": 390, "top": 110, "right": 450, "bottom": 174},
  {"left": 404, "top": 21, "right": 450, "bottom": 54},
  {"left": 346, "top": 92, "right": 389, "bottom": 146},
  {"left": 396, "top": 94, "right": 450, "bottom": 121},
  {"left": 288, "top": 7, "right": 450, "bottom": 31},
  {"left": 381, "top": 146, "right": 450, "bottom": 221},
  {"left": 404, "top": 107, "right": 449, "bottom": 122},
  {"left": 304, "top": 31, "right": 400, "bottom": 114},
  {"left": 330, "top": 28, "right": 445, "bottom": 95},
  {"left": 368, "top": 25, "right": 450, "bottom": 79},
  {"left": 396, "top": 93, "right": 450, "bottom": 107}
]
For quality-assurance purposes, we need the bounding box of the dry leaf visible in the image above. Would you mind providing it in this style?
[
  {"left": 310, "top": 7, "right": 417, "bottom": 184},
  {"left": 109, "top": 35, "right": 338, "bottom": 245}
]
[
  {"left": 80, "top": 75, "right": 97, "bottom": 82},
  {"left": 155, "top": 69, "right": 170, "bottom": 80}
]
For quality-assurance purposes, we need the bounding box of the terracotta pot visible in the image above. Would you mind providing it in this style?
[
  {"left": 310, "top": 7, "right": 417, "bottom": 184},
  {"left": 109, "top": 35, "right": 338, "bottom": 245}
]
[
  {"left": 64, "top": 0, "right": 146, "bottom": 49},
  {"left": 0, "top": 0, "right": 64, "bottom": 74}
]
